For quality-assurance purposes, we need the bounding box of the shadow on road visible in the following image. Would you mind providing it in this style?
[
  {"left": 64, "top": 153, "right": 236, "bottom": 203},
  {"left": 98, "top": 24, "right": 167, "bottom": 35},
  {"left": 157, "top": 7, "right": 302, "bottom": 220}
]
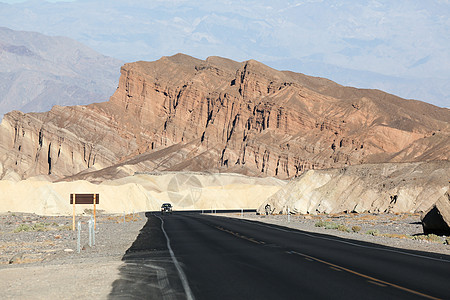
[{"left": 108, "top": 212, "right": 185, "bottom": 299}]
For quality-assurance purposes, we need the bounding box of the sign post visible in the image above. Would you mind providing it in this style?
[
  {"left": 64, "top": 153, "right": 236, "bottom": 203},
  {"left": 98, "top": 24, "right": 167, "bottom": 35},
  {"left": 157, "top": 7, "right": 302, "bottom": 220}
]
[{"left": 70, "top": 194, "right": 100, "bottom": 231}]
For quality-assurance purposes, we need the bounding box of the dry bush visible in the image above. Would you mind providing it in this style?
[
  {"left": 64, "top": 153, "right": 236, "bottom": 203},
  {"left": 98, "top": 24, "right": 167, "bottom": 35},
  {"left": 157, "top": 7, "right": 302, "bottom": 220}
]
[
  {"left": 125, "top": 214, "right": 140, "bottom": 222},
  {"left": 324, "top": 222, "right": 339, "bottom": 230},
  {"left": 337, "top": 224, "right": 351, "bottom": 232},
  {"left": 314, "top": 220, "right": 338, "bottom": 229},
  {"left": 14, "top": 223, "right": 51, "bottom": 233},
  {"left": 380, "top": 233, "right": 411, "bottom": 239},
  {"left": 412, "top": 234, "right": 443, "bottom": 243},
  {"left": 351, "top": 225, "right": 361, "bottom": 233},
  {"left": 357, "top": 215, "right": 378, "bottom": 221},
  {"left": 366, "top": 229, "right": 380, "bottom": 236},
  {"left": 315, "top": 220, "right": 327, "bottom": 227}
]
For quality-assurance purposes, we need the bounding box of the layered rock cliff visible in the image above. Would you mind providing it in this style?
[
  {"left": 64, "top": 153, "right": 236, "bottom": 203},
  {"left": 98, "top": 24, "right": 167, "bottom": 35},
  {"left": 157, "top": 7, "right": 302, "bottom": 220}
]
[{"left": 0, "top": 54, "right": 448, "bottom": 181}]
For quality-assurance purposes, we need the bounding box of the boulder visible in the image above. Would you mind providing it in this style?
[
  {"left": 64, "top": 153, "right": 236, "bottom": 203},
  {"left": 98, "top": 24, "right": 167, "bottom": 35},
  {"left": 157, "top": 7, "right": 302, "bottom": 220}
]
[{"left": 421, "top": 192, "right": 450, "bottom": 235}]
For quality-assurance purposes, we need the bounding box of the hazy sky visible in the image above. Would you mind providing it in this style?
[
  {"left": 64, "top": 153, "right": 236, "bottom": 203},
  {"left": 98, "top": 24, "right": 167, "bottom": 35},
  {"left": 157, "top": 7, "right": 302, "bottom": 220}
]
[
  {"left": 1, "top": 0, "right": 71, "bottom": 2},
  {"left": 0, "top": 0, "right": 449, "bottom": 107}
]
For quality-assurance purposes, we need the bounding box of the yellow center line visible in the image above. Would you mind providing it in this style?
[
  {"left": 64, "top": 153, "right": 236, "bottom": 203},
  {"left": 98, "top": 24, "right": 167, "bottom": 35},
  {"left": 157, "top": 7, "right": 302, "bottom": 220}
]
[
  {"left": 290, "top": 251, "right": 441, "bottom": 300},
  {"left": 215, "top": 226, "right": 261, "bottom": 244},
  {"left": 214, "top": 226, "right": 440, "bottom": 299}
]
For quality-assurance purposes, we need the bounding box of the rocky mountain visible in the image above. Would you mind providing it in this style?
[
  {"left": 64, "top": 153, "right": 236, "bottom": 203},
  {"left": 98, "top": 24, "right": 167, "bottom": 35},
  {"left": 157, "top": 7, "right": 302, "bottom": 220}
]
[
  {"left": 0, "top": 27, "right": 123, "bottom": 117},
  {"left": 0, "top": 54, "right": 448, "bottom": 181}
]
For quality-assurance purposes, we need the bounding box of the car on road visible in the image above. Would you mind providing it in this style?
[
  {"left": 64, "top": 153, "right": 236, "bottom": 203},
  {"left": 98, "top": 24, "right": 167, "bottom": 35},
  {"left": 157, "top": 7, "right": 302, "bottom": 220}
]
[{"left": 161, "top": 203, "right": 173, "bottom": 214}]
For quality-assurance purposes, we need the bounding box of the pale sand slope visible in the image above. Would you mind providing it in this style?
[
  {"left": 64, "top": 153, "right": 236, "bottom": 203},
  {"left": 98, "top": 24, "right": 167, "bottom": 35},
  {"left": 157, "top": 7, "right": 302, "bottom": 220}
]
[
  {"left": 258, "top": 161, "right": 449, "bottom": 215},
  {"left": 0, "top": 172, "right": 285, "bottom": 215}
]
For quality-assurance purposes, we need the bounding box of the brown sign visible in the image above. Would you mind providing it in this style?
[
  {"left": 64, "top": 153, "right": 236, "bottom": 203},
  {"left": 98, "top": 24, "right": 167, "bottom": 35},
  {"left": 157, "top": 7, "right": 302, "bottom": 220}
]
[{"left": 70, "top": 194, "right": 99, "bottom": 204}]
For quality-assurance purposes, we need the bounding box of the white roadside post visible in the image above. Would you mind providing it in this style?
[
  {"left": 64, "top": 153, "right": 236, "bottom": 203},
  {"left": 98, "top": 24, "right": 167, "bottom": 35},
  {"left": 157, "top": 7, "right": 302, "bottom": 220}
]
[
  {"left": 241, "top": 208, "right": 243, "bottom": 218},
  {"left": 77, "top": 221, "right": 81, "bottom": 253},
  {"left": 88, "top": 218, "right": 92, "bottom": 247},
  {"left": 92, "top": 221, "right": 95, "bottom": 246},
  {"left": 288, "top": 207, "right": 290, "bottom": 223},
  {"left": 92, "top": 216, "right": 95, "bottom": 246}
]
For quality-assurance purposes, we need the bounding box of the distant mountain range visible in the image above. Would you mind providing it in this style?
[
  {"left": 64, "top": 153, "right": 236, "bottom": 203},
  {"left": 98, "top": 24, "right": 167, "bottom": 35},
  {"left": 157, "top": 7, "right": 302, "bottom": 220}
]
[
  {"left": 0, "top": 0, "right": 448, "bottom": 107},
  {"left": 0, "top": 54, "right": 448, "bottom": 181},
  {"left": 0, "top": 27, "right": 123, "bottom": 117}
]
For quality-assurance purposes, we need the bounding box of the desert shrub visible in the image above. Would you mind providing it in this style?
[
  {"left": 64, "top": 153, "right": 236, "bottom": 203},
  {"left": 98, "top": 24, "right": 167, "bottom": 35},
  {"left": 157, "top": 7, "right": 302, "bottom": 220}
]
[
  {"left": 381, "top": 233, "right": 411, "bottom": 239},
  {"left": 125, "top": 214, "right": 140, "bottom": 222},
  {"left": 412, "top": 234, "right": 443, "bottom": 243},
  {"left": 412, "top": 235, "right": 426, "bottom": 241},
  {"left": 14, "top": 222, "right": 50, "bottom": 233},
  {"left": 366, "top": 229, "right": 380, "bottom": 236},
  {"left": 14, "top": 224, "right": 32, "bottom": 232},
  {"left": 358, "top": 215, "right": 378, "bottom": 221},
  {"left": 58, "top": 225, "right": 73, "bottom": 231},
  {"left": 32, "top": 223, "right": 48, "bottom": 231},
  {"left": 351, "top": 226, "right": 361, "bottom": 233},
  {"left": 445, "top": 237, "right": 450, "bottom": 245},
  {"left": 314, "top": 220, "right": 339, "bottom": 229},
  {"left": 315, "top": 220, "right": 327, "bottom": 227},
  {"left": 324, "top": 222, "right": 339, "bottom": 230},
  {"left": 337, "top": 224, "right": 351, "bottom": 232},
  {"left": 426, "top": 234, "right": 442, "bottom": 243}
]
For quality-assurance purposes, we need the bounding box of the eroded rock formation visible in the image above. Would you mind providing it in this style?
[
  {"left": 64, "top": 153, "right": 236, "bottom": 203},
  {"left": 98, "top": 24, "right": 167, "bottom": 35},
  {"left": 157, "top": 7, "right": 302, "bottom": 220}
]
[
  {"left": 0, "top": 54, "right": 449, "bottom": 181},
  {"left": 257, "top": 161, "right": 449, "bottom": 215}
]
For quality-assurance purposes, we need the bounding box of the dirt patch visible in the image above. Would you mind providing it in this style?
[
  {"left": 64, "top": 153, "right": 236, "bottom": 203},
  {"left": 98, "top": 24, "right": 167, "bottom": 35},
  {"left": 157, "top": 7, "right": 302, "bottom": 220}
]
[{"left": 0, "top": 212, "right": 146, "bottom": 299}]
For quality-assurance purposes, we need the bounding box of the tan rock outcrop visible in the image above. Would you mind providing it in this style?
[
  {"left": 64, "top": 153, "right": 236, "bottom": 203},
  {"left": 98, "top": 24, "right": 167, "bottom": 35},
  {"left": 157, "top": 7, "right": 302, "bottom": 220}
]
[
  {"left": 0, "top": 54, "right": 449, "bottom": 181},
  {"left": 258, "top": 161, "right": 450, "bottom": 215}
]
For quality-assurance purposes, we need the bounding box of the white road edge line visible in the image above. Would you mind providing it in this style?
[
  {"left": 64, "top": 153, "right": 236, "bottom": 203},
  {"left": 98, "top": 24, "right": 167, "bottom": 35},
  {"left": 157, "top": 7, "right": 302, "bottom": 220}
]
[
  {"left": 239, "top": 219, "right": 450, "bottom": 263},
  {"left": 157, "top": 215, "right": 195, "bottom": 300}
]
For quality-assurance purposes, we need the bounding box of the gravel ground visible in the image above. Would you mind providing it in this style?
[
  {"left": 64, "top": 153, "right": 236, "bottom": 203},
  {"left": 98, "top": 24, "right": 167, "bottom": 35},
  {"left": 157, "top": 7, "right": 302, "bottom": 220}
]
[
  {"left": 223, "top": 212, "right": 450, "bottom": 256},
  {"left": 0, "top": 212, "right": 146, "bottom": 299}
]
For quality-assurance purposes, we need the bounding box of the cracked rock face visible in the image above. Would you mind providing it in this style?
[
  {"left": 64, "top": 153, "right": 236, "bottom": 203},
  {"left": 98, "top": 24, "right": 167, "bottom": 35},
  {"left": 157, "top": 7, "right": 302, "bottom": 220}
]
[{"left": 0, "top": 54, "right": 449, "bottom": 181}]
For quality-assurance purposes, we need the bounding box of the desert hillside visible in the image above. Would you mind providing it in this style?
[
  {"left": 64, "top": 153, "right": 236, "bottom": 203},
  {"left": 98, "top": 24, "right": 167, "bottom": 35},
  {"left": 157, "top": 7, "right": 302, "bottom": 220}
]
[
  {"left": 0, "top": 172, "right": 285, "bottom": 215},
  {"left": 258, "top": 160, "right": 449, "bottom": 215},
  {"left": 0, "top": 54, "right": 448, "bottom": 182}
]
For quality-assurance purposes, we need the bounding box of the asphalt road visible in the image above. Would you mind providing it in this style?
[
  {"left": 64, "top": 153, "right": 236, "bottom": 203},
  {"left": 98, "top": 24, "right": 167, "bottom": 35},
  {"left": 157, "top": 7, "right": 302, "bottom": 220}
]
[{"left": 109, "top": 212, "right": 450, "bottom": 299}]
